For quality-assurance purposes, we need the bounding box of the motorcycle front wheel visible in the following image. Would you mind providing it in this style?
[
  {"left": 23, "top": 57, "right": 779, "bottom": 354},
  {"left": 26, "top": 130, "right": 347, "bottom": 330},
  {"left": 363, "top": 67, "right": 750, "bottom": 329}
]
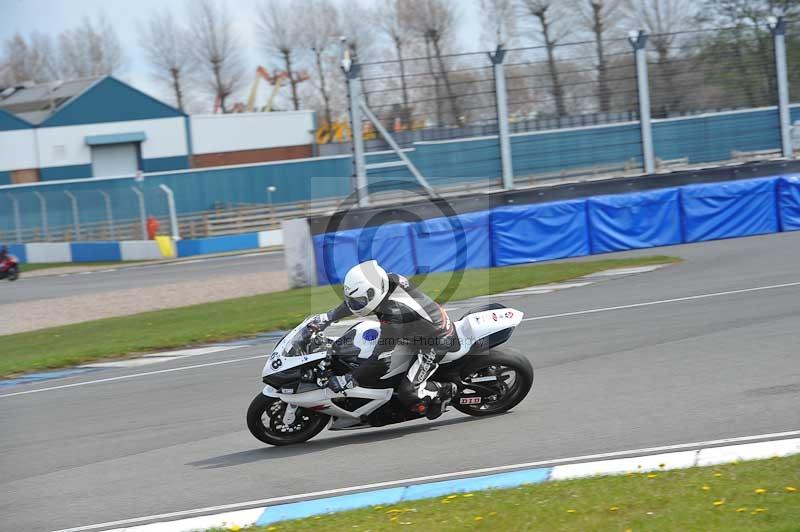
[
  {"left": 247, "top": 393, "right": 328, "bottom": 446},
  {"left": 7, "top": 266, "right": 18, "bottom": 281},
  {"left": 453, "top": 347, "right": 534, "bottom": 416}
]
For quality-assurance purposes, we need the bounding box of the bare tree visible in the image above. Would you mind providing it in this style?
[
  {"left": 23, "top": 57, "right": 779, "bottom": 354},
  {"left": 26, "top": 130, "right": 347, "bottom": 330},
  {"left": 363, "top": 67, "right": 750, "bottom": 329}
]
[
  {"left": 379, "top": 0, "right": 416, "bottom": 121},
  {"left": 1, "top": 32, "right": 59, "bottom": 84},
  {"left": 338, "top": 2, "right": 378, "bottom": 63},
  {"left": 406, "top": 0, "right": 463, "bottom": 126},
  {"left": 189, "top": 0, "right": 246, "bottom": 113},
  {"left": 299, "top": 0, "right": 340, "bottom": 126},
  {"left": 569, "top": 0, "right": 625, "bottom": 113},
  {"left": 256, "top": 0, "right": 303, "bottom": 110},
  {"left": 58, "top": 14, "right": 125, "bottom": 79},
  {"left": 519, "top": 0, "right": 570, "bottom": 117},
  {"left": 623, "top": 0, "right": 696, "bottom": 61},
  {"left": 138, "top": 9, "right": 193, "bottom": 111},
  {"left": 480, "top": 0, "right": 518, "bottom": 49},
  {"left": 623, "top": 0, "right": 698, "bottom": 116}
]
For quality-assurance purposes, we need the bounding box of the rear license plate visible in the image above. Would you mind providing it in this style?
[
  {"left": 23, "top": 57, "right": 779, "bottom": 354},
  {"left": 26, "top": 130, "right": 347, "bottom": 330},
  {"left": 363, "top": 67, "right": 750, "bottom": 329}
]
[{"left": 459, "top": 397, "right": 481, "bottom": 405}]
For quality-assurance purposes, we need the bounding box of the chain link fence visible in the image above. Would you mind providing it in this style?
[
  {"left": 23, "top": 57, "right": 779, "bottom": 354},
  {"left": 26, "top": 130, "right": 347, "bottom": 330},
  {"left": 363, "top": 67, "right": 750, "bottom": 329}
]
[{"left": 345, "top": 18, "right": 799, "bottom": 204}]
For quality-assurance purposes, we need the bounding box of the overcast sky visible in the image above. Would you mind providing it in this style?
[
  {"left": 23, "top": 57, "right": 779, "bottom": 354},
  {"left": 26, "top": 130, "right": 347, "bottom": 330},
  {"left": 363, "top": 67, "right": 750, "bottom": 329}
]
[{"left": 2, "top": 0, "right": 482, "bottom": 107}]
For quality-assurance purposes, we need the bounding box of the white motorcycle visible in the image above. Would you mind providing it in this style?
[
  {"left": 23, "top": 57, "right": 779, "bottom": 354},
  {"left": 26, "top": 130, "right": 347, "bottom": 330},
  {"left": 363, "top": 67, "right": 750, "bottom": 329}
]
[{"left": 247, "top": 303, "right": 534, "bottom": 446}]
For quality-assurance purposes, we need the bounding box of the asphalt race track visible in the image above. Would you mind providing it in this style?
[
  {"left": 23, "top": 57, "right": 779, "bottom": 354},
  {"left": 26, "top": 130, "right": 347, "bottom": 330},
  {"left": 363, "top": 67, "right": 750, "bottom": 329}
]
[
  {"left": 2, "top": 252, "right": 286, "bottom": 304},
  {"left": 2, "top": 232, "right": 799, "bottom": 532}
]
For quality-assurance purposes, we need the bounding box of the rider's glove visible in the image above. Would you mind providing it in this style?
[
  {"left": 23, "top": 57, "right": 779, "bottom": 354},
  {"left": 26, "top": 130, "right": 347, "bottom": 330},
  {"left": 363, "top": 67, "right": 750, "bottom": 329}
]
[
  {"left": 327, "top": 373, "right": 355, "bottom": 393},
  {"left": 307, "top": 313, "right": 331, "bottom": 333}
]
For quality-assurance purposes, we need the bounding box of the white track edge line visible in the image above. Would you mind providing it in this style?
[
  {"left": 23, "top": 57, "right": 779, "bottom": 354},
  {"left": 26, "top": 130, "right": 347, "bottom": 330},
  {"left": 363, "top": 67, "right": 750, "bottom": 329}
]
[
  {"left": 0, "top": 354, "right": 266, "bottom": 399},
  {"left": 522, "top": 280, "right": 800, "bottom": 322},
  {"left": 52, "top": 429, "right": 800, "bottom": 532}
]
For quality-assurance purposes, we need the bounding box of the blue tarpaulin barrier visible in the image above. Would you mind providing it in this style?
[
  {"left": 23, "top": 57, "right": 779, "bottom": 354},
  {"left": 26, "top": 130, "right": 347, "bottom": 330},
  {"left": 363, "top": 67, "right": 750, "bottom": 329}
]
[
  {"left": 315, "top": 223, "right": 416, "bottom": 285},
  {"left": 778, "top": 176, "right": 800, "bottom": 231},
  {"left": 411, "top": 210, "right": 492, "bottom": 273},
  {"left": 491, "top": 199, "right": 590, "bottom": 266},
  {"left": 588, "top": 188, "right": 682, "bottom": 253},
  {"left": 70, "top": 242, "right": 122, "bottom": 262},
  {"left": 176, "top": 232, "right": 260, "bottom": 257},
  {"left": 682, "top": 178, "right": 778, "bottom": 243}
]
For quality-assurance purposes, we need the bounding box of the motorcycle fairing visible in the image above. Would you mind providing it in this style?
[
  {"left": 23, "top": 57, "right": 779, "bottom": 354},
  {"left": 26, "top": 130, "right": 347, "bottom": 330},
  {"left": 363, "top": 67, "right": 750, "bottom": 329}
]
[
  {"left": 440, "top": 307, "right": 524, "bottom": 362},
  {"left": 261, "top": 383, "right": 392, "bottom": 426}
]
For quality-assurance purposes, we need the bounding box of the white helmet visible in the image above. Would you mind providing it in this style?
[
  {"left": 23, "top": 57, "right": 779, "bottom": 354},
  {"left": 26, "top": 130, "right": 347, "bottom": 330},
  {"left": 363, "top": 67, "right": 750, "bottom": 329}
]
[{"left": 342, "top": 260, "right": 389, "bottom": 317}]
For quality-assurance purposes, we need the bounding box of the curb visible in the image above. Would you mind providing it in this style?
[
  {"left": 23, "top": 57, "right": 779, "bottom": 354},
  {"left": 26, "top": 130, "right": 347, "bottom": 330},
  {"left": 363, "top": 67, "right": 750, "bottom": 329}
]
[{"left": 96, "top": 433, "right": 800, "bottom": 532}]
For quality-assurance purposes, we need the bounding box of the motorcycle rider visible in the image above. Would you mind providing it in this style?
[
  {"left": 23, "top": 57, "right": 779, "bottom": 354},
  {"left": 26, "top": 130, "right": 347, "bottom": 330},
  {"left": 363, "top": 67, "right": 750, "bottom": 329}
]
[
  {"left": 307, "top": 260, "right": 458, "bottom": 420},
  {"left": 0, "top": 246, "right": 8, "bottom": 264}
]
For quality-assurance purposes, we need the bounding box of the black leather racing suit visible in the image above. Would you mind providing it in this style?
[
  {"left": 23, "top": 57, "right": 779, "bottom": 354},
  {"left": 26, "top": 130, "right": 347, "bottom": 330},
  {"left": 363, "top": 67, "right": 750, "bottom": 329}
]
[{"left": 323, "top": 273, "right": 459, "bottom": 408}]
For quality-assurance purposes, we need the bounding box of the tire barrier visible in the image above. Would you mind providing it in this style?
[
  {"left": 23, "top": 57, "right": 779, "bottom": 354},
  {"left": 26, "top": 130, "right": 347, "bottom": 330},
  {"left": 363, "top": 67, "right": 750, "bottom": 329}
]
[{"left": 313, "top": 175, "right": 800, "bottom": 285}]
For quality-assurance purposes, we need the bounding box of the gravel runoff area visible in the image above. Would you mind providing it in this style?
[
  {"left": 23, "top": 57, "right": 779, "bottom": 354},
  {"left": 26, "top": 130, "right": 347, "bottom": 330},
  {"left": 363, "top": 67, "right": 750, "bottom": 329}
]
[{"left": 3, "top": 270, "right": 289, "bottom": 335}]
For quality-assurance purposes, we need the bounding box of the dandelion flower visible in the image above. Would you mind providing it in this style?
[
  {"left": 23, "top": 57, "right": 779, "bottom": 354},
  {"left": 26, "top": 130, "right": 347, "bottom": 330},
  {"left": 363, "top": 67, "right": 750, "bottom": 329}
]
[
  {"left": 647, "top": 474, "right": 657, "bottom": 479},
  {"left": 446, "top": 495, "right": 458, "bottom": 499},
  {"left": 267, "top": 528, "right": 278, "bottom": 532},
  {"left": 754, "top": 488, "right": 766, "bottom": 494},
  {"left": 387, "top": 509, "right": 404, "bottom": 514},
  {"left": 474, "top": 516, "right": 483, "bottom": 521},
  {"left": 713, "top": 472, "right": 722, "bottom": 477},
  {"left": 713, "top": 499, "right": 725, "bottom": 506},
  {"left": 390, "top": 516, "right": 399, "bottom": 522},
  {"left": 786, "top": 486, "right": 797, "bottom": 493},
  {"left": 755, "top": 508, "right": 766, "bottom": 513},
  {"left": 228, "top": 526, "right": 240, "bottom": 532},
  {"left": 609, "top": 506, "right": 619, "bottom": 512},
  {"left": 440, "top": 500, "right": 451, "bottom": 504},
  {"left": 736, "top": 508, "right": 747, "bottom": 513},
  {"left": 374, "top": 506, "right": 383, "bottom": 510},
  {"left": 463, "top": 494, "right": 474, "bottom": 498},
  {"left": 488, "top": 512, "right": 497, "bottom": 516},
  {"left": 701, "top": 485, "right": 711, "bottom": 491},
  {"left": 566, "top": 509, "right": 577, "bottom": 514}
]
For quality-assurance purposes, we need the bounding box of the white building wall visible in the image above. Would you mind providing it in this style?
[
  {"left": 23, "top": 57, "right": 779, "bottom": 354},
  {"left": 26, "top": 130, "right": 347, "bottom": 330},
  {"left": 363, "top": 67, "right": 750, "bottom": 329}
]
[
  {"left": 190, "top": 111, "right": 314, "bottom": 154},
  {"left": 0, "top": 129, "right": 38, "bottom": 171},
  {"left": 35, "top": 117, "right": 188, "bottom": 168}
]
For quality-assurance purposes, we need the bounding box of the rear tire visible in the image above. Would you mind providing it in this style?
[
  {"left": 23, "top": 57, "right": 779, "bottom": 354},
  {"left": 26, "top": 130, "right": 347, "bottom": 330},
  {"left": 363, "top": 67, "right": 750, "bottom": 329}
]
[
  {"left": 247, "top": 393, "right": 328, "bottom": 446},
  {"left": 453, "top": 347, "right": 533, "bottom": 416}
]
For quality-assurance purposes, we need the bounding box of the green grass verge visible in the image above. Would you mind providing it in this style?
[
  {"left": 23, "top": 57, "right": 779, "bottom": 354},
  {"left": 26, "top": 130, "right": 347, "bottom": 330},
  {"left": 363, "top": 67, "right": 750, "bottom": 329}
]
[
  {"left": 219, "top": 455, "right": 800, "bottom": 531},
  {"left": 0, "top": 255, "right": 678, "bottom": 377},
  {"left": 20, "top": 261, "right": 142, "bottom": 272}
]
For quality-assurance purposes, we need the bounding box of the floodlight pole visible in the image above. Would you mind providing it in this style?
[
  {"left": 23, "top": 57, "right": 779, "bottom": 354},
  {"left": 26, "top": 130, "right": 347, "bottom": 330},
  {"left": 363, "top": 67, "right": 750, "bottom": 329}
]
[
  {"left": 33, "top": 191, "right": 49, "bottom": 241},
  {"left": 64, "top": 191, "right": 80, "bottom": 241},
  {"left": 158, "top": 184, "right": 180, "bottom": 240},
  {"left": 98, "top": 190, "right": 114, "bottom": 239},
  {"left": 130, "top": 186, "right": 147, "bottom": 240},
  {"left": 5, "top": 194, "right": 22, "bottom": 243},
  {"left": 490, "top": 45, "right": 513, "bottom": 190}
]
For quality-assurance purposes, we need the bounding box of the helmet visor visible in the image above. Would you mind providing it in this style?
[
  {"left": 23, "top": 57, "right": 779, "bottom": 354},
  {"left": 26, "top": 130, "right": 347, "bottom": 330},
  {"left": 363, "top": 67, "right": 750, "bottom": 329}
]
[{"left": 346, "top": 295, "right": 369, "bottom": 311}]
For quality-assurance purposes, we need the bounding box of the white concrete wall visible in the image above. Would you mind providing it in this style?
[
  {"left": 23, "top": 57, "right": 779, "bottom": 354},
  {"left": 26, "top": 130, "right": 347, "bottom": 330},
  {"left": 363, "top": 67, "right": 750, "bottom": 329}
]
[
  {"left": 190, "top": 111, "right": 314, "bottom": 154},
  {"left": 26, "top": 242, "right": 72, "bottom": 263},
  {"left": 257, "top": 229, "right": 283, "bottom": 248},
  {"left": 0, "top": 129, "right": 38, "bottom": 171},
  {"left": 35, "top": 117, "right": 188, "bottom": 170},
  {"left": 119, "top": 240, "right": 163, "bottom": 261}
]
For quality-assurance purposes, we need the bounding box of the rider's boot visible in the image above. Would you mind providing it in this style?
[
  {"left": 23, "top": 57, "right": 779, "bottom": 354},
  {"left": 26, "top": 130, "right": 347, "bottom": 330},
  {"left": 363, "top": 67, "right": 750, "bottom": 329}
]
[{"left": 424, "top": 382, "right": 457, "bottom": 420}]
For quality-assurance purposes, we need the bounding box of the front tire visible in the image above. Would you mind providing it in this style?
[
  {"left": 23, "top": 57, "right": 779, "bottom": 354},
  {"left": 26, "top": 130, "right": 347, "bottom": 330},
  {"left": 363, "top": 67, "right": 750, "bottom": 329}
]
[
  {"left": 247, "top": 394, "right": 328, "bottom": 446},
  {"left": 7, "top": 266, "right": 18, "bottom": 281},
  {"left": 453, "top": 347, "right": 534, "bottom": 416}
]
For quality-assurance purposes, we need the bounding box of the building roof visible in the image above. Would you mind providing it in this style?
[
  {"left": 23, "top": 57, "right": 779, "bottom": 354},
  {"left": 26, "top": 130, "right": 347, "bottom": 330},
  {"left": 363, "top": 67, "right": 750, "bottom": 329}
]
[
  {"left": 0, "top": 76, "right": 184, "bottom": 129},
  {"left": 0, "top": 78, "right": 101, "bottom": 125}
]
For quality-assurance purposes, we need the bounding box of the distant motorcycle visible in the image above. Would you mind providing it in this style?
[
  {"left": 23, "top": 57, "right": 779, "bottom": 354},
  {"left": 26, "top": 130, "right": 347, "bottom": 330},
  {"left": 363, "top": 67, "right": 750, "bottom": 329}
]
[
  {"left": 247, "top": 303, "right": 534, "bottom": 446},
  {"left": 0, "top": 254, "right": 19, "bottom": 281}
]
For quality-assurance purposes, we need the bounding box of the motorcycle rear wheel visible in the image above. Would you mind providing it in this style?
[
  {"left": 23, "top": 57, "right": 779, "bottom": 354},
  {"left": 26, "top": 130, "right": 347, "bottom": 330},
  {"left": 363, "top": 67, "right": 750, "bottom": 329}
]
[
  {"left": 453, "top": 347, "right": 534, "bottom": 416},
  {"left": 247, "top": 394, "right": 328, "bottom": 446}
]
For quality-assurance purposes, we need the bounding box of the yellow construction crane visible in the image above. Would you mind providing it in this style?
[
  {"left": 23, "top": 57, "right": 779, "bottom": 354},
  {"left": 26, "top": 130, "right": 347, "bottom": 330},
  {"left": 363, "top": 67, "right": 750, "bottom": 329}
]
[{"left": 216, "top": 66, "right": 309, "bottom": 113}]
